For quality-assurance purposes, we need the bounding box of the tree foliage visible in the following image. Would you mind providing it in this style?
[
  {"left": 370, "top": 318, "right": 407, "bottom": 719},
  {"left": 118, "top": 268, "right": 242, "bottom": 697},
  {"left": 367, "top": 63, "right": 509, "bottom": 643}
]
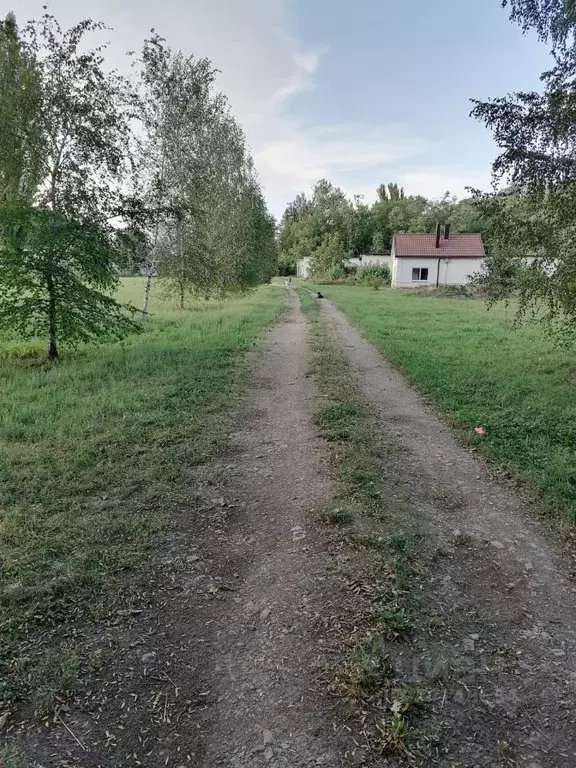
[
  {"left": 0, "top": 13, "right": 277, "bottom": 356},
  {"left": 311, "top": 232, "right": 346, "bottom": 274},
  {"left": 471, "top": 0, "right": 576, "bottom": 339},
  {"left": 0, "top": 13, "right": 43, "bottom": 203},
  {"left": 0, "top": 13, "right": 137, "bottom": 358},
  {"left": 503, "top": 0, "right": 576, "bottom": 46},
  {"left": 134, "top": 35, "right": 276, "bottom": 311},
  {"left": 0, "top": 205, "right": 137, "bottom": 353}
]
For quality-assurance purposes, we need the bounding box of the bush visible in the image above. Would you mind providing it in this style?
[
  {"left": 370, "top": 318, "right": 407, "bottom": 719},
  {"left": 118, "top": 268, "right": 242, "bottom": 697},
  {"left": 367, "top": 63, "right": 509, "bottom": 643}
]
[
  {"left": 310, "top": 263, "right": 389, "bottom": 286},
  {"left": 356, "top": 265, "right": 391, "bottom": 284},
  {"left": 326, "top": 265, "right": 347, "bottom": 281},
  {"left": 312, "top": 265, "right": 353, "bottom": 285},
  {"left": 277, "top": 257, "right": 296, "bottom": 276},
  {"left": 408, "top": 285, "right": 472, "bottom": 299}
]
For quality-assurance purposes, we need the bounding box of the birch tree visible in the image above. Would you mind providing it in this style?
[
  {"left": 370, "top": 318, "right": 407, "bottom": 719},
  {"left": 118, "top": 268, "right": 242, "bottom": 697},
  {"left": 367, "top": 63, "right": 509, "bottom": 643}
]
[
  {"left": 134, "top": 35, "right": 277, "bottom": 307},
  {"left": 134, "top": 36, "right": 214, "bottom": 313},
  {"left": 0, "top": 14, "right": 138, "bottom": 358}
]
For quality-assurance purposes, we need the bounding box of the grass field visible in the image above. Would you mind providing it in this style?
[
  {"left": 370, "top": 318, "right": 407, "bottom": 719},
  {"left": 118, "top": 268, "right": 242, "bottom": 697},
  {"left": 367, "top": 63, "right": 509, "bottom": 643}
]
[
  {"left": 315, "top": 285, "right": 576, "bottom": 519},
  {"left": 0, "top": 278, "right": 283, "bottom": 710}
]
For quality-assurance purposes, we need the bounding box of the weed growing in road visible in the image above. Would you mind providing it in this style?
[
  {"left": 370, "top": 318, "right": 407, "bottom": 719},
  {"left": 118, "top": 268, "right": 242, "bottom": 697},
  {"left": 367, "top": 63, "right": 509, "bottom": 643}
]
[
  {"left": 27, "top": 648, "right": 79, "bottom": 715},
  {"left": 0, "top": 745, "right": 23, "bottom": 768},
  {"left": 427, "top": 651, "right": 452, "bottom": 685},
  {"left": 376, "top": 712, "right": 419, "bottom": 759},
  {"left": 319, "top": 507, "right": 354, "bottom": 526},
  {"left": 378, "top": 609, "right": 412, "bottom": 639},
  {"left": 314, "top": 402, "right": 363, "bottom": 441},
  {"left": 339, "top": 633, "right": 392, "bottom": 693}
]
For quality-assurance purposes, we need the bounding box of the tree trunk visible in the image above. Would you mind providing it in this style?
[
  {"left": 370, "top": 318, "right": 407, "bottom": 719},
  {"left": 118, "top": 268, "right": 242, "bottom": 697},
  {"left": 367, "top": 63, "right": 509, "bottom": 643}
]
[
  {"left": 179, "top": 222, "right": 185, "bottom": 310},
  {"left": 142, "top": 265, "right": 154, "bottom": 320},
  {"left": 47, "top": 274, "right": 59, "bottom": 360},
  {"left": 142, "top": 146, "right": 166, "bottom": 320}
]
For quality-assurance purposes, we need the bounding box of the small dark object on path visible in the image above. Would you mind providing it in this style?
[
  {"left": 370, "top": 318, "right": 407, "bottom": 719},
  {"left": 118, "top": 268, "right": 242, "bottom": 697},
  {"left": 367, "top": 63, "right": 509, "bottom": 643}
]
[{"left": 315, "top": 292, "right": 324, "bottom": 299}]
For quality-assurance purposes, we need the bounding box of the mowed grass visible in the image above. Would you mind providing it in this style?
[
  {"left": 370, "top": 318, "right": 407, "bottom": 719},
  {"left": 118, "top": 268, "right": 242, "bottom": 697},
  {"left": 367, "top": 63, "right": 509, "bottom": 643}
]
[
  {"left": 316, "top": 285, "right": 576, "bottom": 518},
  {"left": 0, "top": 278, "right": 283, "bottom": 710}
]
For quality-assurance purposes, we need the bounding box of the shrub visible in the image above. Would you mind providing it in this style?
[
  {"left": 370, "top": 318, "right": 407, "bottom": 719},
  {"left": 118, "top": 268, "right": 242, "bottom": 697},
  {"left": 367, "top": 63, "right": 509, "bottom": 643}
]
[
  {"left": 407, "top": 285, "right": 472, "bottom": 299},
  {"left": 326, "top": 265, "right": 347, "bottom": 281},
  {"left": 312, "top": 264, "right": 355, "bottom": 285},
  {"left": 356, "top": 265, "right": 391, "bottom": 284}
]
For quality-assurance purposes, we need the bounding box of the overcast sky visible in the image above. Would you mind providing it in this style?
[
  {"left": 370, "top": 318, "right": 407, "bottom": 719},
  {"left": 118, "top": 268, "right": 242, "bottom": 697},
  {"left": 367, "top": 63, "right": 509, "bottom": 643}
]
[{"left": 9, "top": 0, "right": 552, "bottom": 216}]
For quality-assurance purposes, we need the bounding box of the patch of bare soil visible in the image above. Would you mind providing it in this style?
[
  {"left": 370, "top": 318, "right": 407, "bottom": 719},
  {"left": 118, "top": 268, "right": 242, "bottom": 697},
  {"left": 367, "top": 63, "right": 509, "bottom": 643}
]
[
  {"left": 322, "top": 299, "right": 576, "bottom": 767},
  {"left": 11, "top": 291, "right": 358, "bottom": 767}
]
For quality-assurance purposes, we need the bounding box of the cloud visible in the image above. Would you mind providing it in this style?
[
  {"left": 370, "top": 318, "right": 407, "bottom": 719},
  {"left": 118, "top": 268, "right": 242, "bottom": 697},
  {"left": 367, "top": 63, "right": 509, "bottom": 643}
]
[
  {"left": 397, "top": 171, "right": 492, "bottom": 200},
  {"left": 256, "top": 127, "right": 426, "bottom": 181},
  {"left": 254, "top": 125, "right": 430, "bottom": 210},
  {"left": 258, "top": 47, "right": 326, "bottom": 116},
  {"left": 14, "top": 0, "right": 487, "bottom": 216}
]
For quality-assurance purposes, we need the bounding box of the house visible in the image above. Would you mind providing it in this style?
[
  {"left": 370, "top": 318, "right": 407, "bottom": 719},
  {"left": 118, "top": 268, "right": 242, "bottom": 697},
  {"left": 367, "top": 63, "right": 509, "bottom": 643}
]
[
  {"left": 391, "top": 225, "right": 485, "bottom": 289},
  {"left": 295, "top": 226, "right": 485, "bottom": 286}
]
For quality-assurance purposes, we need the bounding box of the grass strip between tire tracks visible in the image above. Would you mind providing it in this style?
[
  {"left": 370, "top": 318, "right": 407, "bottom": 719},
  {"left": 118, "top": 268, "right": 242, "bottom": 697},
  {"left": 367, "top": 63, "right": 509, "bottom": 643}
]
[{"left": 299, "top": 289, "right": 440, "bottom": 765}]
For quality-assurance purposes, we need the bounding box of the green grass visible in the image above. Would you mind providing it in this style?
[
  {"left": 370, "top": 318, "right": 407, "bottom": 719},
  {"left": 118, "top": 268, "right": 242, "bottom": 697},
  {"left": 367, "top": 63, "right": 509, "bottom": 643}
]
[
  {"left": 0, "top": 278, "right": 283, "bottom": 710},
  {"left": 318, "top": 506, "right": 354, "bottom": 526},
  {"left": 315, "top": 285, "right": 576, "bottom": 519},
  {"left": 0, "top": 744, "right": 23, "bottom": 768}
]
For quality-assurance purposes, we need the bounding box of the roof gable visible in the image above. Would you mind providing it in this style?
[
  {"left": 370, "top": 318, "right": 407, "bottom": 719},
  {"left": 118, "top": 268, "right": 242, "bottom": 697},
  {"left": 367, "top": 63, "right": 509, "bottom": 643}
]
[{"left": 394, "top": 233, "right": 485, "bottom": 258}]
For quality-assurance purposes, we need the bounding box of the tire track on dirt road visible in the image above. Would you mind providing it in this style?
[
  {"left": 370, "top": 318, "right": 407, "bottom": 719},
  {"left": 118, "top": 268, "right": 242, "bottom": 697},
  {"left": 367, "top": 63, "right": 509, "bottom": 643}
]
[
  {"left": 322, "top": 297, "right": 576, "bottom": 767},
  {"left": 196, "top": 288, "right": 349, "bottom": 767}
]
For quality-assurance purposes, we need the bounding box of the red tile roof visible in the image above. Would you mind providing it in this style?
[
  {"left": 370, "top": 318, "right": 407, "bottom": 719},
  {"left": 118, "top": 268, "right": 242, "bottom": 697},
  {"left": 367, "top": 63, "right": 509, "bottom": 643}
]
[{"left": 394, "top": 233, "right": 485, "bottom": 258}]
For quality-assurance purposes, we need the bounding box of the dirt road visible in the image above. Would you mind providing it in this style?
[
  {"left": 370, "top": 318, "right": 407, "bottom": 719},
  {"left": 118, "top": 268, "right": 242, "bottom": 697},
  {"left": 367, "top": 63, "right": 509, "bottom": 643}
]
[{"left": 13, "top": 288, "right": 576, "bottom": 767}]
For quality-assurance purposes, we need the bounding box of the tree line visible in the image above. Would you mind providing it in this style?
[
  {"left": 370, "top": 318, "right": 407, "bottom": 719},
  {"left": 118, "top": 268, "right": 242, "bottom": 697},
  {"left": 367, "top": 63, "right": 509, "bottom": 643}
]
[
  {"left": 278, "top": 179, "right": 487, "bottom": 276},
  {"left": 0, "top": 12, "right": 277, "bottom": 359}
]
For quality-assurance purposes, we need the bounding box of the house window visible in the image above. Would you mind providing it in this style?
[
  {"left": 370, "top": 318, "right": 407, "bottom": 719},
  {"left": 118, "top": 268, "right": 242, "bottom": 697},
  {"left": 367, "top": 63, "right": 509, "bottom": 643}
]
[{"left": 412, "top": 267, "right": 429, "bottom": 281}]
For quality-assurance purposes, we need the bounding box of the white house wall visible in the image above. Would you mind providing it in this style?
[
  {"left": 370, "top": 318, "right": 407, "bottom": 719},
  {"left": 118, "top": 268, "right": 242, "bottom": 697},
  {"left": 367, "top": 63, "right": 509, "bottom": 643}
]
[
  {"left": 296, "top": 257, "right": 312, "bottom": 278},
  {"left": 392, "top": 258, "right": 485, "bottom": 288},
  {"left": 356, "top": 255, "right": 393, "bottom": 269}
]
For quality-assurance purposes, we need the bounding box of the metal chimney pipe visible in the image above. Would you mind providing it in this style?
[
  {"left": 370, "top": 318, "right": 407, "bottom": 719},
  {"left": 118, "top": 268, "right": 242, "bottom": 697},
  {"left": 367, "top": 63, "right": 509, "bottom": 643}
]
[
  {"left": 444, "top": 223, "right": 451, "bottom": 240},
  {"left": 435, "top": 222, "right": 441, "bottom": 248}
]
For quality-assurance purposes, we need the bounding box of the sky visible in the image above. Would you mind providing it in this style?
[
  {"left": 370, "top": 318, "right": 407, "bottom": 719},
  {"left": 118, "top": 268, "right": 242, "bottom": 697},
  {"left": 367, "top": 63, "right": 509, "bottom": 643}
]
[{"left": 8, "top": 0, "right": 553, "bottom": 216}]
